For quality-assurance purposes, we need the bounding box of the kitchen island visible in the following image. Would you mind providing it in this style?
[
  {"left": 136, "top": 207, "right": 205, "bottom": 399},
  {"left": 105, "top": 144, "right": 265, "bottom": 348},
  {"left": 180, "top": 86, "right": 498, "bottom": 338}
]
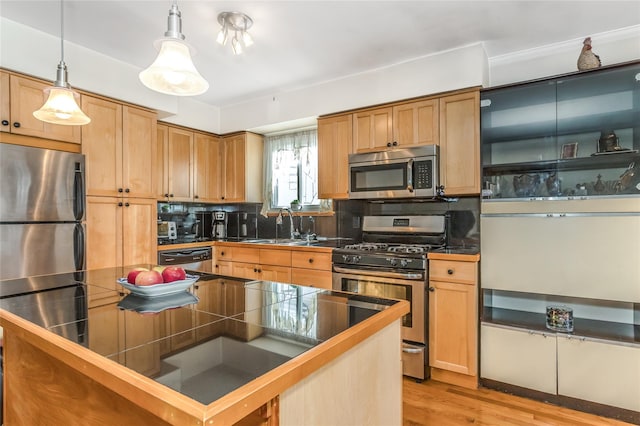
[{"left": 0, "top": 266, "right": 408, "bottom": 425}]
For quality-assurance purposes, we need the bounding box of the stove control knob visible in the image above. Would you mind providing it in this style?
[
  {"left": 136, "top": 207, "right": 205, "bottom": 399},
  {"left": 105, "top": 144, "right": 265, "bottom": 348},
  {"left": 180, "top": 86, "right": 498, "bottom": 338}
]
[
  {"left": 388, "top": 258, "right": 397, "bottom": 267},
  {"left": 400, "top": 259, "right": 408, "bottom": 267}
]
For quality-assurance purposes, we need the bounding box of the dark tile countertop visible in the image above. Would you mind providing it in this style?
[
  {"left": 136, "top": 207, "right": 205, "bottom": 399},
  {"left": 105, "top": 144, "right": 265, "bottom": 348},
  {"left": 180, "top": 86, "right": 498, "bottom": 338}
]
[{"left": 0, "top": 266, "right": 402, "bottom": 404}]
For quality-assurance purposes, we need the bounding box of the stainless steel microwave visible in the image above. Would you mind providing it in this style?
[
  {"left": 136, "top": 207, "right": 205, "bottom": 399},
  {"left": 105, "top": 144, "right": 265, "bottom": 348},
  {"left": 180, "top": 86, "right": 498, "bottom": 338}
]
[{"left": 348, "top": 145, "right": 439, "bottom": 199}]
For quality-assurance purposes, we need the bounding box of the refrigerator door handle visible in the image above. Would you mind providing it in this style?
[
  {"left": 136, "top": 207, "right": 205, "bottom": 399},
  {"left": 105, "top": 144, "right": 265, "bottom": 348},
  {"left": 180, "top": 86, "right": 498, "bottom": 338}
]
[
  {"left": 73, "top": 161, "right": 85, "bottom": 221},
  {"left": 74, "top": 284, "right": 87, "bottom": 345},
  {"left": 74, "top": 224, "right": 85, "bottom": 271}
]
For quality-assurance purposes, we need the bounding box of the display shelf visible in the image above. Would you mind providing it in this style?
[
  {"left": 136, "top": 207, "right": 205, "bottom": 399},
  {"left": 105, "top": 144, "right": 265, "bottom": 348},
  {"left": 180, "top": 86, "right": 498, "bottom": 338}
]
[
  {"left": 482, "top": 307, "right": 640, "bottom": 345},
  {"left": 483, "top": 151, "right": 640, "bottom": 175}
]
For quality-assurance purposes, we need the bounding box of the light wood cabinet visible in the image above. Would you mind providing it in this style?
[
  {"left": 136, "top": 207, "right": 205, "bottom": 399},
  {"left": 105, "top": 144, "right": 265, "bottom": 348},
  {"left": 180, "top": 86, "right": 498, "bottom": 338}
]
[
  {"left": 194, "top": 132, "right": 222, "bottom": 202},
  {"left": 220, "top": 132, "right": 263, "bottom": 203},
  {"left": 393, "top": 99, "right": 439, "bottom": 148},
  {"left": 317, "top": 114, "right": 352, "bottom": 199},
  {"left": 0, "top": 71, "right": 81, "bottom": 144},
  {"left": 166, "top": 126, "right": 194, "bottom": 201},
  {"left": 214, "top": 243, "right": 332, "bottom": 288},
  {"left": 439, "top": 90, "right": 480, "bottom": 195},
  {"left": 81, "top": 96, "right": 156, "bottom": 198},
  {"left": 157, "top": 126, "right": 262, "bottom": 203},
  {"left": 291, "top": 250, "right": 333, "bottom": 289},
  {"left": 429, "top": 258, "right": 478, "bottom": 383},
  {"left": 353, "top": 107, "right": 393, "bottom": 152},
  {"left": 85, "top": 196, "right": 156, "bottom": 269}
]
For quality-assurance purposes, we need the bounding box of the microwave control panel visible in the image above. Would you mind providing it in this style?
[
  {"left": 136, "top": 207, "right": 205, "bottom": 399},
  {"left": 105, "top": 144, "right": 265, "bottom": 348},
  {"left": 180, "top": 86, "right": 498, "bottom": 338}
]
[{"left": 414, "top": 160, "right": 433, "bottom": 189}]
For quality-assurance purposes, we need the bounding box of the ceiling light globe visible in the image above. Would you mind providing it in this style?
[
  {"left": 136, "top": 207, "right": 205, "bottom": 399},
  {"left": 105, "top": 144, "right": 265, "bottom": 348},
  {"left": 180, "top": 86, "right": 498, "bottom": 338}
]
[
  {"left": 33, "top": 86, "right": 91, "bottom": 125},
  {"left": 216, "top": 28, "right": 228, "bottom": 45},
  {"left": 139, "top": 39, "right": 209, "bottom": 96},
  {"left": 242, "top": 31, "right": 253, "bottom": 47}
]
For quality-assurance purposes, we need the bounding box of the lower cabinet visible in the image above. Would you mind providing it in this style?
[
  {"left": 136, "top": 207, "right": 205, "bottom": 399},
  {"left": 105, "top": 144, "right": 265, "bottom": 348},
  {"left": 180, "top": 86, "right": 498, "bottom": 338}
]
[
  {"left": 213, "top": 243, "right": 332, "bottom": 288},
  {"left": 481, "top": 323, "right": 640, "bottom": 412},
  {"left": 291, "top": 250, "right": 333, "bottom": 289},
  {"left": 480, "top": 323, "right": 557, "bottom": 394},
  {"left": 428, "top": 256, "right": 479, "bottom": 387},
  {"left": 557, "top": 336, "right": 640, "bottom": 412}
]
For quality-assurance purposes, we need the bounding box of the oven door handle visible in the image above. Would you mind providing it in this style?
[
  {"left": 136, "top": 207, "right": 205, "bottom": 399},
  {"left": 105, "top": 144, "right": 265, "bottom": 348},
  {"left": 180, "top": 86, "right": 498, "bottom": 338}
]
[
  {"left": 333, "top": 266, "right": 423, "bottom": 280},
  {"left": 402, "top": 344, "right": 424, "bottom": 354}
]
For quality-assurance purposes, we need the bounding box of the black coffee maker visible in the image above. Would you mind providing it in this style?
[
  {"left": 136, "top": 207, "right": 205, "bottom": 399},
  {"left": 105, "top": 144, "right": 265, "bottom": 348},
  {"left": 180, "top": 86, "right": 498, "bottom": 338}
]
[{"left": 193, "top": 211, "right": 213, "bottom": 240}]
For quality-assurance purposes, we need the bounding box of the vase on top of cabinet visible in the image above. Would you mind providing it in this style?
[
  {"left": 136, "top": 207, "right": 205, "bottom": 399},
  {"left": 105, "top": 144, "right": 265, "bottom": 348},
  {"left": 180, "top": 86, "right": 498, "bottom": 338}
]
[{"left": 480, "top": 61, "right": 640, "bottom": 200}]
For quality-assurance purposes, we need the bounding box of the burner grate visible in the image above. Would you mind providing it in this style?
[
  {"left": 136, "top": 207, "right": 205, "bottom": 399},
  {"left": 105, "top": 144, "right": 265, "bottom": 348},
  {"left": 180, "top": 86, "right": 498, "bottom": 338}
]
[
  {"left": 387, "top": 245, "right": 432, "bottom": 254},
  {"left": 344, "top": 243, "right": 389, "bottom": 251}
]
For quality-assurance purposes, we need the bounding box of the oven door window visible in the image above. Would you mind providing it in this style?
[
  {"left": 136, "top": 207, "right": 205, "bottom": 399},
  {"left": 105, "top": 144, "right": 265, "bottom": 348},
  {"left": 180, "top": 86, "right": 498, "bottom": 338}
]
[
  {"left": 341, "top": 278, "right": 412, "bottom": 327},
  {"left": 350, "top": 163, "right": 407, "bottom": 193}
]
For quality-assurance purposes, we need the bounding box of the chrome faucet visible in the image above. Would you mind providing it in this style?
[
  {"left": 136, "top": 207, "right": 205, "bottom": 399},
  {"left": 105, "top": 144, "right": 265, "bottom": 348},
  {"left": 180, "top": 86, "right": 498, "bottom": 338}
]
[{"left": 277, "top": 208, "right": 297, "bottom": 240}]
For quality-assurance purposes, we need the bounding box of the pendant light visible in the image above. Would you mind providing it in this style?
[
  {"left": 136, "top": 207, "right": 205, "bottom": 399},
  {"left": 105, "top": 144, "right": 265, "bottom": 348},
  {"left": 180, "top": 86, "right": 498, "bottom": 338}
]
[
  {"left": 33, "top": 0, "right": 90, "bottom": 126},
  {"left": 139, "top": 1, "right": 209, "bottom": 96}
]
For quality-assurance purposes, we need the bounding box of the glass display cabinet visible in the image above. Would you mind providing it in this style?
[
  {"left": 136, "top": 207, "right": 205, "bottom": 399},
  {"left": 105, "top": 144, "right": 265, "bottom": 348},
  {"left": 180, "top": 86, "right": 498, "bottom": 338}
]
[{"left": 480, "top": 61, "right": 640, "bottom": 200}]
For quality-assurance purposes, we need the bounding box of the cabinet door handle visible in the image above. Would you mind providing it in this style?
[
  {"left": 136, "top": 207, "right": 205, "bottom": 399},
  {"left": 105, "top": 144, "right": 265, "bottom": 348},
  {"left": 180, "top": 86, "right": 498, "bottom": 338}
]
[
  {"left": 428, "top": 287, "right": 435, "bottom": 292},
  {"left": 447, "top": 269, "right": 454, "bottom": 275},
  {"left": 164, "top": 193, "right": 169, "bottom": 197},
  {"left": 118, "top": 202, "right": 123, "bottom": 207},
  {"left": 220, "top": 251, "right": 225, "bottom": 256},
  {"left": 194, "top": 195, "right": 199, "bottom": 199},
  {"left": 125, "top": 188, "right": 130, "bottom": 193},
  {"left": 169, "top": 194, "right": 174, "bottom": 198},
  {"left": 308, "top": 258, "right": 314, "bottom": 264},
  {"left": 386, "top": 142, "right": 392, "bottom": 147},
  {"left": 118, "top": 188, "right": 123, "bottom": 193},
  {"left": 392, "top": 141, "right": 398, "bottom": 146},
  {"left": 254, "top": 268, "right": 258, "bottom": 272},
  {"left": 124, "top": 202, "right": 130, "bottom": 207},
  {"left": 1, "top": 120, "right": 8, "bottom": 126},
  {"left": 13, "top": 122, "right": 20, "bottom": 128}
]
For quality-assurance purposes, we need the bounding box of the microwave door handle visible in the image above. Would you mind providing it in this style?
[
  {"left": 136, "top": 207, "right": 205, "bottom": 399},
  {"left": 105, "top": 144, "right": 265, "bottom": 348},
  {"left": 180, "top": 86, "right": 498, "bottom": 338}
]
[{"left": 406, "top": 159, "right": 414, "bottom": 192}]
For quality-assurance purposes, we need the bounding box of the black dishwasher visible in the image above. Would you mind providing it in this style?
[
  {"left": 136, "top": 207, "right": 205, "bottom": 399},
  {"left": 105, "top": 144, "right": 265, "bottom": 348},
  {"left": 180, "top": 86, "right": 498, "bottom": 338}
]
[{"left": 157, "top": 247, "right": 213, "bottom": 273}]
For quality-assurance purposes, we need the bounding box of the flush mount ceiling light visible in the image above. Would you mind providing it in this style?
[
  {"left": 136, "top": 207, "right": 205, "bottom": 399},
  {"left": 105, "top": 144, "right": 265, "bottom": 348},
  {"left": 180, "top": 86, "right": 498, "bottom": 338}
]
[
  {"left": 216, "top": 11, "right": 254, "bottom": 55},
  {"left": 139, "top": 1, "right": 209, "bottom": 96},
  {"left": 33, "top": 0, "right": 90, "bottom": 125}
]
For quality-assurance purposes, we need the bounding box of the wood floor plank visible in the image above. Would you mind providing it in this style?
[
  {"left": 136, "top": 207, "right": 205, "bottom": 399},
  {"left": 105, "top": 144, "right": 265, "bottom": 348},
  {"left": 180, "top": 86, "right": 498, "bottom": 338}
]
[{"left": 403, "top": 378, "right": 635, "bottom": 426}]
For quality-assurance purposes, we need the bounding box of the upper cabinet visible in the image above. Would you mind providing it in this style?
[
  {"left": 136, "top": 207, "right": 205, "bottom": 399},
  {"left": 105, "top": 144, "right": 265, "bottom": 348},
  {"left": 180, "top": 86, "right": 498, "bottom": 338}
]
[
  {"left": 194, "top": 132, "right": 222, "bottom": 202},
  {"left": 393, "top": 99, "right": 439, "bottom": 148},
  {"left": 353, "top": 99, "right": 439, "bottom": 153},
  {"left": 318, "top": 113, "right": 353, "bottom": 199},
  {"left": 353, "top": 106, "right": 393, "bottom": 152},
  {"left": 440, "top": 90, "right": 481, "bottom": 196},
  {"left": 221, "top": 132, "right": 263, "bottom": 203},
  {"left": 81, "top": 95, "right": 157, "bottom": 198},
  {"left": 157, "top": 125, "right": 263, "bottom": 203},
  {"left": 481, "top": 62, "right": 640, "bottom": 200},
  {"left": 0, "top": 71, "right": 81, "bottom": 144}
]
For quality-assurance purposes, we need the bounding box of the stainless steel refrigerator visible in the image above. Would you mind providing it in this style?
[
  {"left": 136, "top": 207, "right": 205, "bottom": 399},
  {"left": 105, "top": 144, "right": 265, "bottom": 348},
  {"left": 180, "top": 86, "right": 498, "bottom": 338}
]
[{"left": 0, "top": 143, "right": 86, "bottom": 281}]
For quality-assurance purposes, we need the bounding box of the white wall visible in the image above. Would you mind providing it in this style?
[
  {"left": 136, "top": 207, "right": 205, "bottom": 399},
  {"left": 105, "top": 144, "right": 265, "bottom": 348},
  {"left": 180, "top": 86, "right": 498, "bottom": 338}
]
[
  {"left": 489, "top": 25, "right": 640, "bottom": 87},
  {"left": 2, "top": 17, "right": 638, "bottom": 135}
]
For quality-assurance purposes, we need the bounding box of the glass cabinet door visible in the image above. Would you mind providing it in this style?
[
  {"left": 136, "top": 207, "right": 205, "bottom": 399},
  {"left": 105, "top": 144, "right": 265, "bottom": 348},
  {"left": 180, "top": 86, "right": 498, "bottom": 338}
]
[{"left": 481, "top": 62, "right": 640, "bottom": 200}]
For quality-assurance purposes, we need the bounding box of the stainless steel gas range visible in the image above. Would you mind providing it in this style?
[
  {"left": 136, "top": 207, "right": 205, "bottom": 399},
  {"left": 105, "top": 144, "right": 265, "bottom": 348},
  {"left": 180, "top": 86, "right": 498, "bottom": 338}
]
[{"left": 332, "top": 215, "right": 447, "bottom": 380}]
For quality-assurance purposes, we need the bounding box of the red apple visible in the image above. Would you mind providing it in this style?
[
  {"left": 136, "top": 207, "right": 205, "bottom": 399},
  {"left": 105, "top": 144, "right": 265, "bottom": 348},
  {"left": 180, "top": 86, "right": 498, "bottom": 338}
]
[
  {"left": 127, "top": 267, "right": 149, "bottom": 284},
  {"left": 162, "top": 266, "right": 186, "bottom": 283},
  {"left": 135, "top": 270, "right": 164, "bottom": 286}
]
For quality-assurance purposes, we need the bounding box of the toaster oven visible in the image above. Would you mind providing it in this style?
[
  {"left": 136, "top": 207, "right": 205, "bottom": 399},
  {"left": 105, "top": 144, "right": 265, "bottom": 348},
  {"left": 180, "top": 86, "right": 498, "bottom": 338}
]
[{"left": 157, "top": 221, "right": 177, "bottom": 240}]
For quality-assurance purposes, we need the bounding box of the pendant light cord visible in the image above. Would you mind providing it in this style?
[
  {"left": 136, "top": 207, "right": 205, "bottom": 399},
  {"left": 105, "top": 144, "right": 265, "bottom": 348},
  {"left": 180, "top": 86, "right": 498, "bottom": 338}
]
[{"left": 60, "top": 0, "right": 65, "bottom": 63}]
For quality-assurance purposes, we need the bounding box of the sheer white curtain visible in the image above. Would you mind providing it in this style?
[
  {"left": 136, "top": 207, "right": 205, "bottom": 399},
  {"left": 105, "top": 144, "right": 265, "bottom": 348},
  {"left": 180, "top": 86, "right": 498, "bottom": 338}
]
[{"left": 260, "top": 129, "right": 317, "bottom": 217}]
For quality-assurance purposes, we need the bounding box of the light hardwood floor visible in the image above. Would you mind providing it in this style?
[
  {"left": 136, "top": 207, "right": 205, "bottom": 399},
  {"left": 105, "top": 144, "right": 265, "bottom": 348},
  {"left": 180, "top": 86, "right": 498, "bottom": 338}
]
[{"left": 403, "top": 378, "right": 635, "bottom": 426}]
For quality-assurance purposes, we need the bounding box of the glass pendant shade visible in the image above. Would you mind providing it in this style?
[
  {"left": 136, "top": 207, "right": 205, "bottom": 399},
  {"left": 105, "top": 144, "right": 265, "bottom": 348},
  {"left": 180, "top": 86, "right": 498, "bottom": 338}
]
[
  {"left": 33, "top": 84, "right": 91, "bottom": 125},
  {"left": 34, "top": 61, "right": 90, "bottom": 125},
  {"left": 139, "top": 39, "right": 209, "bottom": 96}
]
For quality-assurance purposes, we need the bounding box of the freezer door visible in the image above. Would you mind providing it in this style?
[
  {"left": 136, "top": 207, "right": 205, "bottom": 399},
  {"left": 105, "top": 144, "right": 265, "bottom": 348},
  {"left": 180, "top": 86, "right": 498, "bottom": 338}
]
[
  {"left": 0, "top": 223, "right": 85, "bottom": 280},
  {"left": 0, "top": 144, "right": 85, "bottom": 222}
]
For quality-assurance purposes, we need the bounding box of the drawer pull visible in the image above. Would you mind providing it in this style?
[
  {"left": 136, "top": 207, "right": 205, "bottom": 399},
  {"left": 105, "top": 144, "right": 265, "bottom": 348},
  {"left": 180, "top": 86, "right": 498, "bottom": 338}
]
[
  {"left": 308, "top": 258, "right": 314, "bottom": 264},
  {"left": 447, "top": 269, "right": 454, "bottom": 275}
]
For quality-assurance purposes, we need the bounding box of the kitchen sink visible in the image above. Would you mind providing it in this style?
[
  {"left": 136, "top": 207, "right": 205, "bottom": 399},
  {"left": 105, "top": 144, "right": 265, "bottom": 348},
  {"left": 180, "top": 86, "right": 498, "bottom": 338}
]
[{"left": 243, "top": 238, "right": 311, "bottom": 246}]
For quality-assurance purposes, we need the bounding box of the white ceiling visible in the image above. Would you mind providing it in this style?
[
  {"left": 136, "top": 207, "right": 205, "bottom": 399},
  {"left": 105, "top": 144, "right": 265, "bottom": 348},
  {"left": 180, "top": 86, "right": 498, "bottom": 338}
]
[{"left": 1, "top": 1, "right": 639, "bottom": 108}]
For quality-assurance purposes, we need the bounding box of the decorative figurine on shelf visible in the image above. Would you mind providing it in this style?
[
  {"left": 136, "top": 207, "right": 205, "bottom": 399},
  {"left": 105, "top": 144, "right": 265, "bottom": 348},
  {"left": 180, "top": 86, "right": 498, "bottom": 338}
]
[
  {"left": 577, "top": 37, "right": 601, "bottom": 71},
  {"left": 598, "top": 130, "right": 621, "bottom": 153},
  {"left": 594, "top": 174, "right": 605, "bottom": 194}
]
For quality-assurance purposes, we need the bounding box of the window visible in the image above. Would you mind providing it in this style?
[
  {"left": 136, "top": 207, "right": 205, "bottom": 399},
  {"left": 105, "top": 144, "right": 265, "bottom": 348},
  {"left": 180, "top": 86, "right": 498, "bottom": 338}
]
[{"left": 262, "top": 129, "right": 319, "bottom": 212}]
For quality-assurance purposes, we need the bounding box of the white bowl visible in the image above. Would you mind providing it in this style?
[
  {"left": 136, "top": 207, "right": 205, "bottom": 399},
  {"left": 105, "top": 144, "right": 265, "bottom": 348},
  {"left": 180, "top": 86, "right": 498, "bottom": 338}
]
[{"left": 116, "top": 274, "right": 199, "bottom": 298}]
